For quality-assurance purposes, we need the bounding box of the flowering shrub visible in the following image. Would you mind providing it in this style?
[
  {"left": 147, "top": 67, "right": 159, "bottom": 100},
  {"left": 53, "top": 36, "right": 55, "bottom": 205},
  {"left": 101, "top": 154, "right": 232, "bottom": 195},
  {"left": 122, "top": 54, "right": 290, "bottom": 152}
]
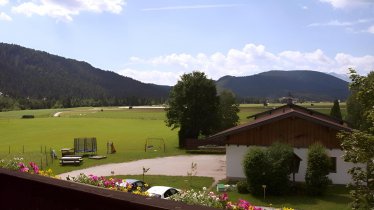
[
  {"left": 16, "top": 161, "right": 57, "bottom": 178},
  {"left": 170, "top": 187, "right": 295, "bottom": 210},
  {"left": 170, "top": 188, "right": 263, "bottom": 210},
  {"left": 0, "top": 157, "right": 25, "bottom": 170},
  {"left": 18, "top": 162, "right": 29, "bottom": 172},
  {"left": 70, "top": 173, "right": 148, "bottom": 196},
  {"left": 38, "top": 168, "right": 56, "bottom": 178},
  {"left": 225, "top": 198, "right": 262, "bottom": 210},
  {"left": 0, "top": 158, "right": 295, "bottom": 210},
  {"left": 170, "top": 188, "right": 225, "bottom": 208},
  {"left": 29, "top": 162, "right": 39, "bottom": 174}
]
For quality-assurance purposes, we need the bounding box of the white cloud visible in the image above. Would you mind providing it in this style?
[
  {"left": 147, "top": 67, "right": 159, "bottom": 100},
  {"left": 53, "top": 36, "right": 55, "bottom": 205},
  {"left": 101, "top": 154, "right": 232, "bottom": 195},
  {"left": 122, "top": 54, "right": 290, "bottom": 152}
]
[
  {"left": 0, "top": 12, "right": 11, "bottom": 21},
  {"left": 368, "top": 25, "right": 374, "bottom": 34},
  {"left": 309, "top": 19, "right": 372, "bottom": 27},
  {"left": 302, "top": 6, "right": 308, "bottom": 10},
  {"left": 120, "top": 44, "right": 374, "bottom": 85},
  {"left": 119, "top": 68, "right": 183, "bottom": 86},
  {"left": 142, "top": 4, "right": 242, "bottom": 12},
  {"left": 320, "top": 0, "right": 374, "bottom": 9},
  {"left": 12, "top": 0, "right": 126, "bottom": 22},
  {"left": 0, "top": 0, "right": 8, "bottom": 6}
]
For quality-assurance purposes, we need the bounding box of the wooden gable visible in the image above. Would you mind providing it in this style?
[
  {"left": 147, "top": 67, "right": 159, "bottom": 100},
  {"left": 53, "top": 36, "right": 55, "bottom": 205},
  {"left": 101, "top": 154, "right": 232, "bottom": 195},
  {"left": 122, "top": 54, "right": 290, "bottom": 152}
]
[
  {"left": 227, "top": 116, "right": 342, "bottom": 149},
  {"left": 208, "top": 104, "right": 351, "bottom": 149}
]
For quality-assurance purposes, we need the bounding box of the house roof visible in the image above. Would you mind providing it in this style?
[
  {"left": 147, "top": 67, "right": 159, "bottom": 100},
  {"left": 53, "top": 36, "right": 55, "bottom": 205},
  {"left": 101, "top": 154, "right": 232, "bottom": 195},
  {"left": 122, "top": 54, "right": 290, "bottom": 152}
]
[
  {"left": 207, "top": 105, "right": 351, "bottom": 140},
  {"left": 248, "top": 103, "right": 346, "bottom": 125}
]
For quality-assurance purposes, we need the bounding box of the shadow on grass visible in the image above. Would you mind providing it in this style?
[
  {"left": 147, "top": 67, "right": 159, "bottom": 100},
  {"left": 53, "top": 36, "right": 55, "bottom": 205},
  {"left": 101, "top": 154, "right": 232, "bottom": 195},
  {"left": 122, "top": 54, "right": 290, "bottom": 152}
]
[{"left": 227, "top": 184, "right": 352, "bottom": 210}]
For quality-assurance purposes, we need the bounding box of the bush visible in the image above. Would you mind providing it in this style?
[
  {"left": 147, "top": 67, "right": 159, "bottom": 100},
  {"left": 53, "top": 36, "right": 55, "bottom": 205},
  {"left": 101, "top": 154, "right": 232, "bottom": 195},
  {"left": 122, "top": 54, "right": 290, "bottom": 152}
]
[
  {"left": 242, "top": 143, "right": 294, "bottom": 195},
  {"left": 305, "top": 143, "right": 331, "bottom": 195},
  {"left": 21, "top": 115, "right": 34, "bottom": 119},
  {"left": 236, "top": 180, "right": 249, "bottom": 194},
  {"left": 242, "top": 147, "right": 271, "bottom": 196},
  {"left": 267, "top": 143, "right": 294, "bottom": 195}
]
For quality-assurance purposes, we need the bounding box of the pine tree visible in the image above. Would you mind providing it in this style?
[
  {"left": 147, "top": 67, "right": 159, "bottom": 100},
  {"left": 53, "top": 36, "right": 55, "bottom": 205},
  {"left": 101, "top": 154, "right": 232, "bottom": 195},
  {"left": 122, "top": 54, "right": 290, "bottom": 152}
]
[{"left": 330, "top": 99, "right": 342, "bottom": 120}]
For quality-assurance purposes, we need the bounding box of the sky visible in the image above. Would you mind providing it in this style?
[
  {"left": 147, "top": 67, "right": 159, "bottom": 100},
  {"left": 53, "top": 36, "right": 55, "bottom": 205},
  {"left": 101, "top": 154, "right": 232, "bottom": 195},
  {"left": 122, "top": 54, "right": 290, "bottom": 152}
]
[{"left": 0, "top": 0, "right": 373, "bottom": 85}]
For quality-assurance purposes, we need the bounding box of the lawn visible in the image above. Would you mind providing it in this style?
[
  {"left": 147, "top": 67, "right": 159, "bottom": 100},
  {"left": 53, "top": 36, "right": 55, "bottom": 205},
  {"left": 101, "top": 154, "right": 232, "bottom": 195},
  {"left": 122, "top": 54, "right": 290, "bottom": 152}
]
[
  {"left": 110, "top": 175, "right": 352, "bottom": 210},
  {"left": 0, "top": 102, "right": 344, "bottom": 175},
  {"left": 226, "top": 185, "right": 352, "bottom": 210},
  {"left": 0, "top": 107, "right": 181, "bottom": 174},
  {"left": 0, "top": 103, "right": 353, "bottom": 209},
  {"left": 111, "top": 174, "right": 214, "bottom": 192}
]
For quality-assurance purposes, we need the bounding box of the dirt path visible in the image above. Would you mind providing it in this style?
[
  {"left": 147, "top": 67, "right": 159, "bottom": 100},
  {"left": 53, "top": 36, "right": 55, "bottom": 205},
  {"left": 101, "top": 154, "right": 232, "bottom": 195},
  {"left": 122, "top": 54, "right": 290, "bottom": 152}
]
[
  {"left": 59, "top": 155, "right": 226, "bottom": 183},
  {"left": 53, "top": 112, "right": 62, "bottom": 117}
]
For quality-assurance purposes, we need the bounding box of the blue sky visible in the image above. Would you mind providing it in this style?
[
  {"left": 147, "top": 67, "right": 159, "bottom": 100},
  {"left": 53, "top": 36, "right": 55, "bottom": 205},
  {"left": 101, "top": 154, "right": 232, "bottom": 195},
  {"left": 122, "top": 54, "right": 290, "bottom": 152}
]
[{"left": 0, "top": 0, "right": 373, "bottom": 85}]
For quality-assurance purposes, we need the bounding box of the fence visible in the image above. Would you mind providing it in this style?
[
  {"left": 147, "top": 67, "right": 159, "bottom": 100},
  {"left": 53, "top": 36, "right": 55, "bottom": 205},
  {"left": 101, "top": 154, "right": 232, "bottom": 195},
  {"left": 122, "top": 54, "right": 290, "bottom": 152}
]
[
  {"left": 0, "top": 145, "right": 59, "bottom": 170},
  {"left": 184, "top": 138, "right": 225, "bottom": 150}
]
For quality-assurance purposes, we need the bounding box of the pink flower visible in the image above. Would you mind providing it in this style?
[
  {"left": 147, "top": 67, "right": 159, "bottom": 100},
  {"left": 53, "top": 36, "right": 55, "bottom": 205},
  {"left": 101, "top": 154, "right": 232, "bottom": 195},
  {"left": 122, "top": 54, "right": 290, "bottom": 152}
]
[
  {"left": 89, "top": 175, "right": 98, "bottom": 181},
  {"left": 18, "top": 162, "right": 29, "bottom": 173},
  {"left": 104, "top": 180, "right": 110, "bottom": 187},
  {"left": 29, "top": 162, "right": 39, "bottom": 174},
  {"left": 238, "top": 199, "right": 251, "bottom": 209},
  {"left": 219, "top": 193, "right": 228, "bottom": 201}
]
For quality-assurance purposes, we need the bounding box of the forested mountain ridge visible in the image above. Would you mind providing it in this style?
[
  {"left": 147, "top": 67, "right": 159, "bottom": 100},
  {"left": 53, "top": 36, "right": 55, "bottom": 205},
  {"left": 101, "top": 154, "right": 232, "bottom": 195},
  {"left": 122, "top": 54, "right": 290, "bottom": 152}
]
[
  {"left": 216, "top": 70, "right": 350, "bottom": 101},
  {"left": 0, "top": 43, "right": 170, "bottom": 108}
]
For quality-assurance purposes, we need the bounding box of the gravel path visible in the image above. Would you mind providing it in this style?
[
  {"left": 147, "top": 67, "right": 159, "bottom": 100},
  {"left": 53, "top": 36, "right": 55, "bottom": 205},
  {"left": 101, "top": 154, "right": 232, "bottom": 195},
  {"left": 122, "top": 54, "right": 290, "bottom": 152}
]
[
  {"left": 53, "top": 112, "right": 62, "bottom": 117},
  {"left": 59, "top": 155, "right": 226, "bottom": 182}
]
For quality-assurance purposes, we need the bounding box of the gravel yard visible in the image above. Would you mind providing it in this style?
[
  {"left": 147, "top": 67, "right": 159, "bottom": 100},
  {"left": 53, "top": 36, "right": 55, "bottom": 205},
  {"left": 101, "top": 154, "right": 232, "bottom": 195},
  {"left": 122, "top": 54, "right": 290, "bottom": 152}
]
[{"left": 59, "top": 155, "right": 226, "bottom": 182}]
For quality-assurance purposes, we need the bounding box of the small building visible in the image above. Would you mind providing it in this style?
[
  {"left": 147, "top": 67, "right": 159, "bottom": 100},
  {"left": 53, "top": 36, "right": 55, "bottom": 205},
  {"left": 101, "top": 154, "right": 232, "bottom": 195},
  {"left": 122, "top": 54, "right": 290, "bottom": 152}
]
[{"left": 207, "top": 104, "right": 354, "bottom": 184}]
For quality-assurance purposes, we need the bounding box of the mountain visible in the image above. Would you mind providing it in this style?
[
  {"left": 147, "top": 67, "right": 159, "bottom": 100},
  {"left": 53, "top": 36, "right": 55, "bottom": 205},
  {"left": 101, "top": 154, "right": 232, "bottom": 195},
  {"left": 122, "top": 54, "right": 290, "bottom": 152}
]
[
  {"left": 216, "top": 70, "right": 350, "bottom": 101},
  {"left": 328, "top": 72, "right": 351, "bottom": 82},
  {"left": 0, "top": 43, "right": 170, "bottom": 102}
]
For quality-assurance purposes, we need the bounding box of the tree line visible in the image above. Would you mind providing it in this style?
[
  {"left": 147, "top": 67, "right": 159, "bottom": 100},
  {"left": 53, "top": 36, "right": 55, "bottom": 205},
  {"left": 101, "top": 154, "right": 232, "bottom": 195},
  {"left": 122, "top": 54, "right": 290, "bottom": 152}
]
[
  {"left": 0, "top": 43, "right": 170, "bottom": 109},
  {"left": 0, "top": 95, "right": 167, "bottom": 111}
]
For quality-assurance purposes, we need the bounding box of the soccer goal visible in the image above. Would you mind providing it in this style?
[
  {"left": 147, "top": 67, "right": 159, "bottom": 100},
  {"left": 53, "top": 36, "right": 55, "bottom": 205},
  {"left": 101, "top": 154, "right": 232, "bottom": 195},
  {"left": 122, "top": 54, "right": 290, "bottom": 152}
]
[{"left": 144, "top": 138, "right": 165, "bottom": 152}]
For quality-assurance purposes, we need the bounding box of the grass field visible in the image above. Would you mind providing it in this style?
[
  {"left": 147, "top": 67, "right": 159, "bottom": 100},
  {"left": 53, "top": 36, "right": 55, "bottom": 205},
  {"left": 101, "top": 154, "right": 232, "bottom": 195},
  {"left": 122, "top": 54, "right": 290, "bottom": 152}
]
[
  {"left": 226, "top": 185, "right": 352, "bottom": 210},
  {"left": 0, "top": 103, "right": 344, "bottom": 175},
  {"left": 0, "top": 103, "right": 351, "bottom": 209},
  {"left": 111, "top": 174, "right": 214, "bottom": 192},
  {"left": 0, "top": 107, "right": 181, "bottom": 174},
  {"left": 109, "top": 174, "right": 351, "bottom": 210}
]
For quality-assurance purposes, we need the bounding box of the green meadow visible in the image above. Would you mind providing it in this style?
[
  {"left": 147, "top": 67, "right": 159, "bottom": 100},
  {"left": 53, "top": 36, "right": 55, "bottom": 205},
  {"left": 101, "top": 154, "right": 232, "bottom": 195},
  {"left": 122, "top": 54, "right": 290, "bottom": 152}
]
[
  {"left": 0, "top": 103, "right": 352, "bottom": 209},
  {"left": 0, "top": 103, "right": 344, "bottom": 174},
  {"left": 0, "top": 108, "right": 181, "bottom": 174}
]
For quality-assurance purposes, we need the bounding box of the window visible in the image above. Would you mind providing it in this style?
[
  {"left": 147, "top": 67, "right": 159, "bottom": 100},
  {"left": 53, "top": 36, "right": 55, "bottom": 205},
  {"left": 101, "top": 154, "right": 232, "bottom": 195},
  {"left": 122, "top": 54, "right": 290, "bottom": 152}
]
[{"left": 330, "top": 157, "right": 337, "bottom": 173}]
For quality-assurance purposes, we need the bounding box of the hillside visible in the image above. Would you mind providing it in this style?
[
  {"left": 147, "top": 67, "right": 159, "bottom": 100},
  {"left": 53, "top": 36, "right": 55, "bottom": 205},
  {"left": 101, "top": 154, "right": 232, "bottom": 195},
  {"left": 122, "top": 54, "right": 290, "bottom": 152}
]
[
  {"left": 216, "top": 70, "right": 350, "bottom": 101},
  {"left": 0, "top": 43, "right": 170, "bottom": 102}
]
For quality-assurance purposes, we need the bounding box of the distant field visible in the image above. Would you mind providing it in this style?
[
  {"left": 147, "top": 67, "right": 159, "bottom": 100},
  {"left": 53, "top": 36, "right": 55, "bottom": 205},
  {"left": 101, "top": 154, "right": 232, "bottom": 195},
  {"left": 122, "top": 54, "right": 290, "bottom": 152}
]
[
  {"left": 0, "top": 107, "right": 180, "bottom": 174},
  {"left": 0, "top": 103, "right": 344, "bottom": 174}
]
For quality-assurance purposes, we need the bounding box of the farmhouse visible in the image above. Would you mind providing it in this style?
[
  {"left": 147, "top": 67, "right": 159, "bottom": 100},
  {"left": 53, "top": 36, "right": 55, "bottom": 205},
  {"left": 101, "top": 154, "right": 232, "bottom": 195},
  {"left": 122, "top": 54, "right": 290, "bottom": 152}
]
[{"left": 208, "top": 103, "right": 354, "bottom": 184}]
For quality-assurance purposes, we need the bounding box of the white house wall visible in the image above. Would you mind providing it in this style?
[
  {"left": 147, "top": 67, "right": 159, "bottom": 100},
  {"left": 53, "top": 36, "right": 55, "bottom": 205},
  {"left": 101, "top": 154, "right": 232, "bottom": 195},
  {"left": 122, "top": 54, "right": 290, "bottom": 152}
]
[{"left": 227, "top": 145, "right": 357, "bottom": 184}]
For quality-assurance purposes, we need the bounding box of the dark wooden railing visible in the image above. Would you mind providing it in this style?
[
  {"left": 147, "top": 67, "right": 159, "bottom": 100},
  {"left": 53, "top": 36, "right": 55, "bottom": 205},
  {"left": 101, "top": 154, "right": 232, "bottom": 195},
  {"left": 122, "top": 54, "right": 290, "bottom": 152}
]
[
  {"left": 0, "top": 168, "right": 216, "bottom": 210},
  {"left": 185, "top": 138, "right": 225, "bottom": 150}
]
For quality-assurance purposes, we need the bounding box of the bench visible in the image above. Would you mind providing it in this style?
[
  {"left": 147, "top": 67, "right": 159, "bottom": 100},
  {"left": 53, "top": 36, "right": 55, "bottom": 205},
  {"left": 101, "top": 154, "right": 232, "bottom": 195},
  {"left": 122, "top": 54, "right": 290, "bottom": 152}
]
[
  {"left": 216, "top": 184, "right": 226, "bottom": 192},
  {"left": 60, "top": 156, "right": 83, "bottom": 165}
]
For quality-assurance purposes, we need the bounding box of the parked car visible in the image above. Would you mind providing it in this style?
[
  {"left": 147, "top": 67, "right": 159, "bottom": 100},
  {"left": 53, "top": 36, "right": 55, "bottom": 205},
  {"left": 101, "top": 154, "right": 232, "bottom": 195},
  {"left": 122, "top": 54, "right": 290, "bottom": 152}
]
[
  {"left": 146, "top": 186, "right": 180, "bottom": 199},
  {"left": 117, "top": 179, "right": 148, "bottom": 192}
]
